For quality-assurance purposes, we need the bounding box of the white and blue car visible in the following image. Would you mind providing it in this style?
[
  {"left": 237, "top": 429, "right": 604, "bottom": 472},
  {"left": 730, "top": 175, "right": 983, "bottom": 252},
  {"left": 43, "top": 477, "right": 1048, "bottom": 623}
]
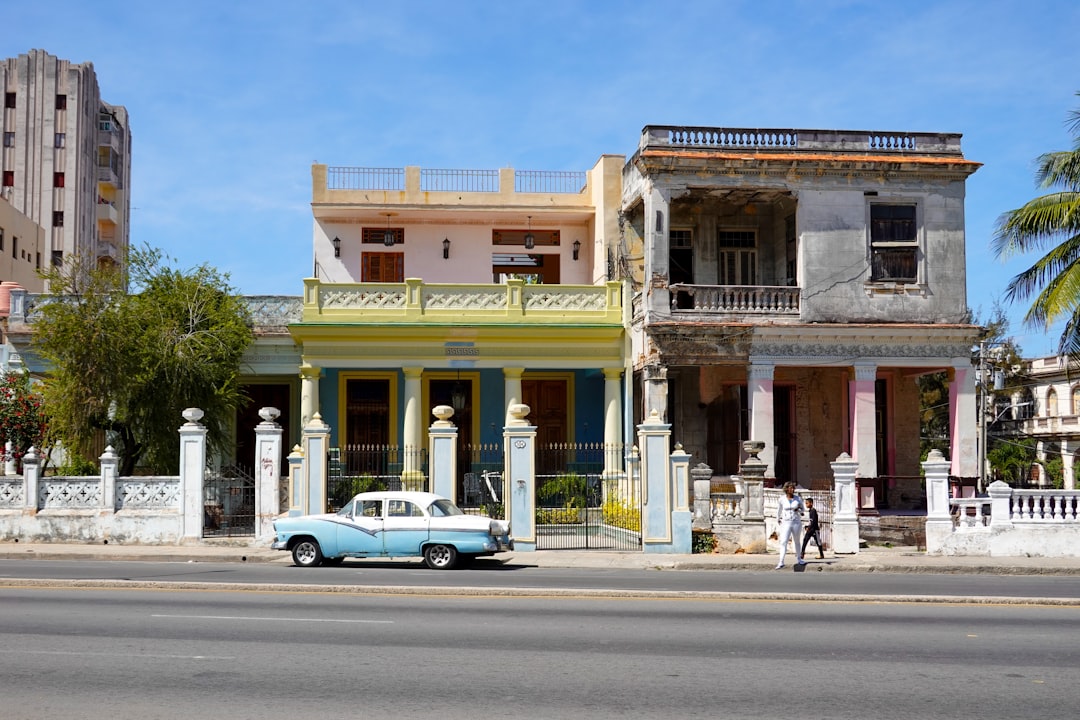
[{"left": 271, "top": 491, "right": 512, "bottom": 569}]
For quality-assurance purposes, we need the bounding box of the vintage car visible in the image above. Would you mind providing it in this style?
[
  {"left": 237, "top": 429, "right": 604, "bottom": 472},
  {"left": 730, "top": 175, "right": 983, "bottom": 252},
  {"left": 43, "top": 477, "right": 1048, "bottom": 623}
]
[{"left": 271, "top": 491, "right": 512, "bottom": 569}]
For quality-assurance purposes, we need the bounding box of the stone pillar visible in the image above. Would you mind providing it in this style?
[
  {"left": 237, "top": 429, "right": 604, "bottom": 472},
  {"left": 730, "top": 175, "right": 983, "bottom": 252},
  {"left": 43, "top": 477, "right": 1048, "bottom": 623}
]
[
  {"left": 643, "top": 363, "right": 668, "bottom": 422},
  {"left": 748, "top": 363, "right": 776, "bottom": 477},
  {"left": 254, "top": 407, "right": 283, "bottom": 539},
  {"left": 100, "top": 446, "right": 118, "bottom": 510},
  {"left": 402, "top": 367, "right": 424, "bottom": 489},
  {"left": 691, "top": 463, "right": 713, "bottom": 531},
  {"left": 5, "top": 441, "right": 15, "bottom": 476},
  {"left": 987, "top": 479, "right": 1014, "bottom": 528},
  {"left": 178, "top": 408, "right": 208, "bottom": 542},
  {"left": 503, "top": 367, "right": 524, "bottom": 427},
  {"left": 429, "top": 405, "right": 458, "bottom": 501},
  {"left": 299, "top": 364, "right": 321, "bottom": 430},
  {"left": 923, "top": 448, "right": 954, "bottom": 553},
  {"left": 505, "top": 403, "right": 537, "bottom": 551},
  {"left": 849, "top": 364, "right": 878, "bottom": 478},
  {"left": 301, "top": 412, "right": 331, "bottom": 515},
  {"left": 739, "top": 441, "right": 766, "bottom": 522},
  {"left": 948, "top": 362, "right": 978, "bottom": 479},
  {"left": 21, "top": 446, "right": 40, "bottom": 511},
  {"left": 286, "top": 445, "right": 304, "bottom": 516},
  {"left": 643, "top": 184, "right": 671, "bottom": 315},
  {"left": 830, "top": 452, "right": 860, "bottom": 554},
  {"left": 667, "top": 442, "right": 692, "bottom": 553},
  {"left": 639, "top": 409, "right": 676, "bottom": 552}
]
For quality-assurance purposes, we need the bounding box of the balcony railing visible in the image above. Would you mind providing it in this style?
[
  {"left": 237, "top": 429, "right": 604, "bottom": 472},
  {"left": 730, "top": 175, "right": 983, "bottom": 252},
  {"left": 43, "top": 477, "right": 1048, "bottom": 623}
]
[
  {"left": 324, "top": 165, "right": 588, "bottom": 194},
  {"left": 669, "top": 284, "right": 800, "bottom": 315},
  {"left": 301, "top": 278, "right": 624, "bottom": 325},
  {"left": 640, "top": 126, "right": 965, "bottom": 156}
]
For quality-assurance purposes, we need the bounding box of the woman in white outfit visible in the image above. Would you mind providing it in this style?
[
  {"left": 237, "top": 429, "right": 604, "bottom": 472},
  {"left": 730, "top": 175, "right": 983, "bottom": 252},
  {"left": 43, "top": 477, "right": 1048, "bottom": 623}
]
[{"left": 775, "top": 481, "right": 807, "bottom": 569}]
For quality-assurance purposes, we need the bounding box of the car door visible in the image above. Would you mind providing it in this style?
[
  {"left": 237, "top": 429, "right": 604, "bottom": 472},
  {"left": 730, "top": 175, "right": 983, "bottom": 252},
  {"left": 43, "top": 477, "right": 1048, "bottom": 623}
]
[
  {"left": 381, "top": 499, "right": 430, "bottom": 556},
  {"left": 337, "top": 499, "right": 385, "bottom": 555}
]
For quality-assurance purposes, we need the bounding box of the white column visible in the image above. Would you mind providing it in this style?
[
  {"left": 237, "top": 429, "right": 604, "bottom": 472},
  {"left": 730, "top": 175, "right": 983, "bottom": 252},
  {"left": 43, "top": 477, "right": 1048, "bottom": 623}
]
[
  {"left": 301, "top": 412, "right": 331, "bottom": 515},
  {"left": 948, "top": 362, "right": 978, "bottom": 479},
  {"left": 503, "top": 367, "right": 524, "bottom": 426},
  {"left": 748, "top": 362, "right": 776, "bottom": 478},
  {"left": 254, "top": 407, "right": 283, "bottom": 540},
  {"left": 603, "top": 367, "right": 623, "bottom": 477},
  {"left": 1063, "top": 441, "right": 1076, "bottom": 490},
  {"left": 923, "top": 449, "right": 955, "bottom": 553},
  {"left": 299, "top": 364, "right": 321, "bottom": 430},
  {"left": 849, "top": 364, "right": 878, "bottom": 478},
  {"left": 99, "top": 446, "right": 118, "bottom": 510},
  {"left": 178, "top": 408, "right": 208, "bottom": 541},
  {"left": 402, "top": 367, "right": 424, "bottom": 487}
]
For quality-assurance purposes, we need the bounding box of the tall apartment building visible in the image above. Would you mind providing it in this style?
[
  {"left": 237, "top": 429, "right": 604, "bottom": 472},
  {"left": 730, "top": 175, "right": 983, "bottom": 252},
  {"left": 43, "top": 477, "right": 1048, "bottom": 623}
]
[{"left": 1, "top": 49, "right": 131, "bottom": 277}]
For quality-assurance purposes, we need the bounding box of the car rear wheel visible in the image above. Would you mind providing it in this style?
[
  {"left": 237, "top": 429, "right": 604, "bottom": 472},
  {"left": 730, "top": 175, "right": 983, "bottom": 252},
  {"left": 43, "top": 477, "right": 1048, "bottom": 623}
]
[
  {"left": 423, "top": 543, "right": 458, "bottom": 570},
  {"left": 291, "top": 538, "right": 323, "bottom": 567}
]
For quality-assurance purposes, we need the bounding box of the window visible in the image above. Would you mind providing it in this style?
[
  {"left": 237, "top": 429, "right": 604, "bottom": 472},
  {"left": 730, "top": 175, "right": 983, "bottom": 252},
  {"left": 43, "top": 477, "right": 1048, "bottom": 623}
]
[
  {"left": 2, "top": 170, "right": 12, "bottom": 187},
  {"left": 55, "top": 94, "right": 67, "bottom": 110},
  {"left": 0, "top": 229, "right": 4, "bottom": 251},
  {"left": 362, "top": 227, "right": 404, "bottom": 245},
  {"left": 4, "top": 93, "right": 14, "bottom": 109},
  {"left": 361, "top": 252, "right": 404, "bottom": 282},
  {"left": 54, "top": 133, "right": 65, "bottom": 148},
  {"left": 2, "top": 132, "right": 13, "bottom": 147},
  {"left": 1047, "top": 388, "right": 1058, "bottom": 417},
  {"left": 869, "top": 204, "right": 918, "bottom": 282},
  {"left": 11, "top": 236, "right": 17, "bottom": 259},
  {"left": 52, "top": 211, "right": 64, "bottom": 227},
  {"left": 1071, "top": 386, "right": 1080, "bottom": 416},
  {"left": 718, "top": 229, "right": 757, "bottom": 285},
  {"left": 53, "top": 172, "right": 64, "bottom": 188},
  {"left": 52, "top": 250, "right": 63, "bottom": 267}
]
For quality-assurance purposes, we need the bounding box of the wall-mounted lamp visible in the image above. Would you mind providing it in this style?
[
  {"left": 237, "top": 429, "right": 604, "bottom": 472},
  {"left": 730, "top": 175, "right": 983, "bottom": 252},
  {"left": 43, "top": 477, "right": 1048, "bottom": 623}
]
[
  {"left": 383, "top": 212, "right": 396, "bottom": 247},
  {"left": 524, "top": 215, "right": 535, "bottom": 250},
  {"left": 451, "top": 371, "right": 466, "bottom": 411},
  {"left": 442, "top": 237, "right": 451, "bottom": 259},
  {"left": 572, "top": 239, "right": 581, "bottom": 261},
  {"left": 332, "top": 236, "right": 341, "bottom": 258}
]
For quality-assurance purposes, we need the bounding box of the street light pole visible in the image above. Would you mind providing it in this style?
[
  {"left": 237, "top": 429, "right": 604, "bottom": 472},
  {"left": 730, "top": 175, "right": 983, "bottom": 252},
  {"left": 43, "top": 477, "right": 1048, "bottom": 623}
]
[{"left": 978, "top": 340, "right": 987, "bottom": 493}]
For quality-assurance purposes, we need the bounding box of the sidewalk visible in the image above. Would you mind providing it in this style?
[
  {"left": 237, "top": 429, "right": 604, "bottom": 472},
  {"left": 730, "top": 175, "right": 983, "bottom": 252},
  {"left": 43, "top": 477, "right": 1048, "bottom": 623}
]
[{"left": 2, "top": 540, "right": 1080, "bottom": 574}]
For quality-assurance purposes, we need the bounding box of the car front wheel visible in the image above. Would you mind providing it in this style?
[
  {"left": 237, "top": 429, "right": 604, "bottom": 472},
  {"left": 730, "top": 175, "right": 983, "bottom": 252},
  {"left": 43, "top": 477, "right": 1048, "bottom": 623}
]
[
  {"left": 291, "top": 538, "right": 323, "bottom": 567},
  {"left": 423, "top": 543, "right": 458, "bottom": 570}
]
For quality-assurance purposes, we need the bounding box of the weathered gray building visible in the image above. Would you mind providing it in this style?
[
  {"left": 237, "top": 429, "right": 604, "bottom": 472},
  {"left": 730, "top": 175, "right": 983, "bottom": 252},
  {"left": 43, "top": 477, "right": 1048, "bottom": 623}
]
[{"left": 621, "top": 126, "right": 981, "bottom": 498}]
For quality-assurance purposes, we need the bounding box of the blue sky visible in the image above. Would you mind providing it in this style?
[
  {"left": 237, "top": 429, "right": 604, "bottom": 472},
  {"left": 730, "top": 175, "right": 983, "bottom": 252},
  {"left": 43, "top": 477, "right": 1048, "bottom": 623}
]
[{"left": 6, "top": 0, "right": 1080, "bottom": 357}]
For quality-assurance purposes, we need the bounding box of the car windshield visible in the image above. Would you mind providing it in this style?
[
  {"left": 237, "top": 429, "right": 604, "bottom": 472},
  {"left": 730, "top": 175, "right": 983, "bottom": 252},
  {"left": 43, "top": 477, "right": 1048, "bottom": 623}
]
[{"left": 428, "top": 498, "right": 463, "bottom": 517}]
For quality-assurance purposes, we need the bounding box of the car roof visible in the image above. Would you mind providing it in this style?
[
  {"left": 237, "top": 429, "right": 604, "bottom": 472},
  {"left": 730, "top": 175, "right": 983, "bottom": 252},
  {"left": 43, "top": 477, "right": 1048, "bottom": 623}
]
[{"left": 350, "top": 491, "right": 447, "bottom": 503}]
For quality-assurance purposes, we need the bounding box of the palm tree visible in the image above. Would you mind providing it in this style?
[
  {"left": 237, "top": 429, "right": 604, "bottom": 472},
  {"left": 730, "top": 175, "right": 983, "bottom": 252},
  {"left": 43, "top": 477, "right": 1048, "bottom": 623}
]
[{"left": 993, "top": 93, "right": 1080, "bottom": 356}]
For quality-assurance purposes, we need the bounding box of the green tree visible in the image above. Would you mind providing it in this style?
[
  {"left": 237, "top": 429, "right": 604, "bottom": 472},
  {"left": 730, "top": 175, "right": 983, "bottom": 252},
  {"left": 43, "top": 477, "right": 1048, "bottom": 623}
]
[
  {"left": 0, "top": 371, "right": 47, "bottom": 469},
  {"left": 986, "top": 437, "right": 1036, "bottom": 486},
  {"left": 33, "top": 246, "right": 253, "bottom": 475},
  {"left": 993, "top": 92, "right": 1080, "bottom": 356}
]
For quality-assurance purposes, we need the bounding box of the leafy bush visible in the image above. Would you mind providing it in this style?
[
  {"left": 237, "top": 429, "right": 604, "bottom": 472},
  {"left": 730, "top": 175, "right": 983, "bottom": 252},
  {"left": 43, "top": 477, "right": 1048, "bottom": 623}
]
[
  {"left": 330, "top": 474, "right": 380, "bottom": 509},
  {"left": 536, "top": 507, "right": 582, "bottom": 525},
  {"left": 537, "top": 472, "right": 589, "bottom": 509},
  {"left": 692, "top": 532, "right": 718, "bottom": 554},
  {"left": 602, "top": 497, "right": 641, "bottom": 532}
]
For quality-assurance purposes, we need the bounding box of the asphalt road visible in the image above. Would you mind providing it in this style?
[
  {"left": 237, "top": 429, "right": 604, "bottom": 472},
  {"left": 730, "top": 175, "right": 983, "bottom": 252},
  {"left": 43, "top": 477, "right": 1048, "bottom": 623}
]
[
  {"left": 1, "top": 586, "right": 1078, "bottom": 720},
  {"left": 3, "top": 558, "right": 1080, "bottom": 603}
]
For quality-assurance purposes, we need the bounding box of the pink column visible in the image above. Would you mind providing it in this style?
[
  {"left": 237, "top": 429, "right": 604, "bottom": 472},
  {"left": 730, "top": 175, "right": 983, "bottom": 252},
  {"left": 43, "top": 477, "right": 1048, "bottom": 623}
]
[
  {"left": 849, "top": 364, "right": 878, "bottom": 478},
  {"left": 749, "top": 363, "right": 775, "bottom": 478},
  {"left": 948, "top": 364, "right": 978, "bottom": 478}
]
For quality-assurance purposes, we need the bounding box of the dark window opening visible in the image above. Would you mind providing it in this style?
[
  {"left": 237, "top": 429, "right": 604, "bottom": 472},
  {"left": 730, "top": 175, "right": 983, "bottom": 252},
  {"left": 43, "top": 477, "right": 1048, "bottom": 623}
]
[
  {"left": 55, "top": 94, "right": 67, "bottom": 110},
  {"left": 870, "top": 204, "right": 918, "bottom": 282},
  {"left": 52, "top": 211, "right": 64, "bottom": 227},
  {"left": 361, "top": 227, "right": 404, "bottom": 245},
  {"left": 2, "top": 170, "right": 13, "bottom": 187},
  {"left": 53, "top": 172, "right": 64, "bottom": 188},
  {"left": 2, "top": 132, "right": 13, "bottom": 147},
  {"left": 52, "top": 250, "right": 63, "bottom": 267},
  {"left": 4, "top": 93, "right": 15, "bottom": 109}
]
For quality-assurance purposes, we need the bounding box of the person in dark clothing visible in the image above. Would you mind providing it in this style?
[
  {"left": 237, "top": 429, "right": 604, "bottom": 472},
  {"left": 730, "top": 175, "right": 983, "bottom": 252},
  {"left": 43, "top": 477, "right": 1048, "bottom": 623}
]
[{"left": 800, "top": 498, "right": 825, "bottom": 559}]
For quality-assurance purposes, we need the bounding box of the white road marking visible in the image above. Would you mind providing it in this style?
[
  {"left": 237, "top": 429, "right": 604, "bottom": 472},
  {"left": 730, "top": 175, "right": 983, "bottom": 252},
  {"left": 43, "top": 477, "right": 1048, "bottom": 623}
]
[
  {"left": 6, "top": 649, "right": 236, "bottom": 660},
  {"left": 151, "top": 614, "right": 393, "bottom": 624}
]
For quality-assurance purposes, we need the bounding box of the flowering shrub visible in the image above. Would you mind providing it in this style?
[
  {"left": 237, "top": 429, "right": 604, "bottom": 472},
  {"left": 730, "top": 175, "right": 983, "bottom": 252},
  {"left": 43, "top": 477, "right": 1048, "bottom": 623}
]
[{"left": 0, "top": 371, "right": 47, "bottom": 468}]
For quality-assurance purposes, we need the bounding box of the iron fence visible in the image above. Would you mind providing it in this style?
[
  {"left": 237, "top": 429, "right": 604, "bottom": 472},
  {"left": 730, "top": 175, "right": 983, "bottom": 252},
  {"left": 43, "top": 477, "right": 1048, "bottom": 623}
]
[
  {"left": 327, "top": 446, "right": 427, "bottom": 511},
  {"left": 203, "top": 464, "right": 255, "bottom": 537}
]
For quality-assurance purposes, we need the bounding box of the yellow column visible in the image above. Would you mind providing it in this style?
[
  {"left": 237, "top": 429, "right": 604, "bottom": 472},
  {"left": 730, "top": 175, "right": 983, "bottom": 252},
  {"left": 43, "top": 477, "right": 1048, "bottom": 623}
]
[
  {"left": 299, "top": 364, "right": 321, "bottom": 430},
  {"left": 504, "top": 367, "right": 524, "bottom": 426},
  {"left": 402, "top": 367, "right": 424, "bottom": 488}
]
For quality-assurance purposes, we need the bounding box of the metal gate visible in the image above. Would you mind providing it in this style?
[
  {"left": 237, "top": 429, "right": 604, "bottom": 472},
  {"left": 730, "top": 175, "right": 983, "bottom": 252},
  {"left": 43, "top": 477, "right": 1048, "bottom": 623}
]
[
  {"left": 535, "top": 443, "right": 640, "bottom": 551},
  {"left": 203, "top": 464, "right": 255, "bottom": 538}
]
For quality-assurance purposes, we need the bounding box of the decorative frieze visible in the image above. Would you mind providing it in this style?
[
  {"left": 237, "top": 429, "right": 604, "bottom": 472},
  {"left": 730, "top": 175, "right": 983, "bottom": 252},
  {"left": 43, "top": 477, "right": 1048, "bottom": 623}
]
[{"left": 118, "top": 479, "right": 181, "bottom": 510}]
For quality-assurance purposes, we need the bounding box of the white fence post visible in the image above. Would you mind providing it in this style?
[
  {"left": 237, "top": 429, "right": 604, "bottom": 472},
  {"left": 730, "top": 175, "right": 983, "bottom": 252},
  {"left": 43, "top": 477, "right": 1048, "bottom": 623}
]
[
  {"left": 254, "top": 407, "right": 283, "bottom": 540},
  {"left": 505, "top": 403, "right": 536, "bottom": 552},
  {"left": 988, "top": 480, "right": 1014, "bottom": 527},
  {"left": 830, "top": 452, "right": 859, "bottom": 554},
  {"left": 429, "top": 405, "right": 458, "bottom": 501},
  {"left": 99, "top": 446, "right": 118, "bottom": 510},
  {"left": 178, "top": 408, "right": 208, "bottom": 542},
  {"left": 923, "top": 448, "right": 954, "bottom": 553},
  {"left": 22, "top": 447, "right": 40, "bottom": 511}
]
